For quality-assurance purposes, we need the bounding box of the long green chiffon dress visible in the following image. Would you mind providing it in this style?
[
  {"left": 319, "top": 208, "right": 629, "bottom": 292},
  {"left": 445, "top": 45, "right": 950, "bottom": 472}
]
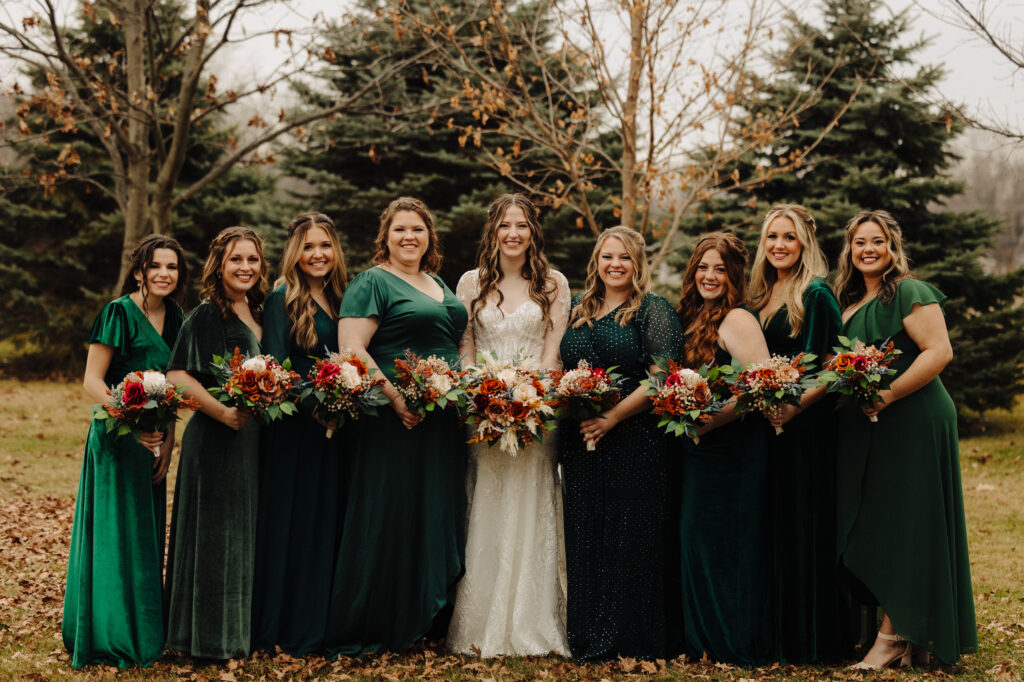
[
  {"left": 63, "top": 295, "right": 183, "bottom": 668},
  {"left": 322, "top": 267, "right": 468, "bottom": 656},
  {"left": 251, "top": 284, "right": 342, "bottom": 656},
  {"left": 678, "top": 325, "right": 773, "bottom": 665},
  {"left": 558, "top": 293, "right": 684, "bottom": 661},
  {"left": 836, "top": 279, "right": 976, "bottom": 665},
  {"left": 758, "top": 278, "right": 848, "bottom": 663},
  {"left": 164, "top": 300, "right": 261, "bottom": 659}
]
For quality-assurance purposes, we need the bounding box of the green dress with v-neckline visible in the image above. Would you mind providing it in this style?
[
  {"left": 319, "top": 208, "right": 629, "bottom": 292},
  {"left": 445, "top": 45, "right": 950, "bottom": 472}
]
[
  {"left": 836, "top": 279, "right": 976, "bottom": 664},
  {"left": 164, "top": 300, "right": 262, "bottom": 659},
  {"left": 63, "top": 295, "right": 183, "bottom": 668}
]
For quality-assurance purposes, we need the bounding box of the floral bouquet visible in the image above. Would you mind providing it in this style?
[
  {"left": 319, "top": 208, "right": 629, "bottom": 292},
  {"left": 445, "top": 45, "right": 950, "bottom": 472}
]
[
  {"left": 816, "top": 336, "right": 902, "bottom": 422},
  {"left": 641, "top": 357, "right": 732, "bottom": 444},
  {"left": 208, "top": 347, "right": 301, "bottom": 423},
  {"left": 92, "top": 370, "right": 200, "bottom": 456},
  {"left": 392, "top": 349, "right": 467, "bottom": 416},
  {"left": 547, "top": 360, "right": 622, "bottom": 451},
  {"left": 463, "top": 352, "right": 556, "bottom": 456},
  {"left": 300, "top": 349, "right": 390, "bottom": 437},
  {"left": 729, "top": 353, "right": 818, "bottom": 435}
]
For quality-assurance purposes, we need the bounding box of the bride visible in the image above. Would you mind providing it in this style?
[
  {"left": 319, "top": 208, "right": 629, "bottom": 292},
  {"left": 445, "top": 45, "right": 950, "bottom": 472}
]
[{"left": 449, "top": 193, "right": 571, "bottom": 657}]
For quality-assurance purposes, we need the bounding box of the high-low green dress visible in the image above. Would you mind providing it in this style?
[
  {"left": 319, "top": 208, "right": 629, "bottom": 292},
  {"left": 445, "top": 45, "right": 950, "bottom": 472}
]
[
  {"left": 678, "top": 326, "right": 773, "bottom": 665},
  {"left": 837, "top": 279, "right": 977, "bottom": 665},
  {"left": 252, "top": 284, "right": 343, "bottom": 656},
  {"left": 164, "top": 300, "right": 261, "bottom": 659},
  {"left": 63, "top": 295, "right": 183, "bottom": 668},
  {"left": 758, "top": 278, "right": 848, "bottom": 663},
  {"left": 322, "top": 267, "right": 468, "bottom": 656}
]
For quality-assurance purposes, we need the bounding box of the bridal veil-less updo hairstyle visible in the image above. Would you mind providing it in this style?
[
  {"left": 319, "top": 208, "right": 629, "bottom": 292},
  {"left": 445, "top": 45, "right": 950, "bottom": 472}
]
[
  {"left": 200, "top": 226, "right": 269, "bottom": 321},
  {"left": 118, "top": 234, "right": 189, "bottom": 313},
  {"left": 677, "top": 231, "right": 749, "bottom": 367},
  {"left": 470, "top": 193, "right": 555, "bottom": 330},
  {"left": 834, "top": 209, "right": 913, "bottom": 309},
  {"left": 276, "top": 211, "right": 348, "bottom": 350},
  {"left": 569, "top": 226, "right": 651, "bottom": 329},
  {"left": 371, "top": 196, "right": 443, "bottom": 273},
  {"left": 748, "top": 203, "right": 828, "bottom": 338}
]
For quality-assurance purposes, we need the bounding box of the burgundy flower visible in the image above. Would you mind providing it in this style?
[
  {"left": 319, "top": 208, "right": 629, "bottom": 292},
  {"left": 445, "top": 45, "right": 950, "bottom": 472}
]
[
  {"left": 123, "top": 381, "right": 146, "bottom": 406},
  {"left": 853, "top": 356, "right": 869, "bottom": 372}
]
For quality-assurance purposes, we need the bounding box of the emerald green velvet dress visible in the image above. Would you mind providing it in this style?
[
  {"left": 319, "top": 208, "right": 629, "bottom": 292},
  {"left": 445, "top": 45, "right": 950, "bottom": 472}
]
[
  {"left": 252, "top": 284, "right": 342, "bottom": 656},
  {"left": 323, "top": 267, "right": 468, "bottom": 656},
  {"left": 164, "top": 300, "right": 261, "bottom": 659},
  {"left": 558, "top": 293, "right": 684, "bottom": 661},
  {"left": 837, "top": 279, "right": 977, "bottom": 665},
  {"left": 678, "top": 322, "right": 773, "bottom": 665},
  {"left": 758, "top": 278, "right": 848, "bottom": 663},
  {"left": 63, "top": 295, "right": 183, "bottom": 668}
]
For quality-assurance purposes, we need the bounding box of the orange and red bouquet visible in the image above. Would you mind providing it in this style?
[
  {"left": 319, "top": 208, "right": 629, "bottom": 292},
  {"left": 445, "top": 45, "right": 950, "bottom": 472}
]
[
  {"left": 209, "top": 347, "right": 301, "bottom": 423},
  {"left": 464, "top": 352, "right": 556, "bottom": 456},
  {"left": 300, "top": 349, "right": 389, "bottom": 437},
  {"left": 641, "top": 357, "right": 731, "bottom": 444},
  {"left": 548, "top": 360, "right": 622, "bottom": 451},
  {"left": 729, "top": 353, "right": 818, "bottom": 435},
  {"left": 392, "top": 349, "right": 467, "bottom": 417},
  {"left": 92, "top": 370, "right": 199, "bottom": 455},
  {"left": 816, "top": 336, "right": 902, "bottom": 422}
]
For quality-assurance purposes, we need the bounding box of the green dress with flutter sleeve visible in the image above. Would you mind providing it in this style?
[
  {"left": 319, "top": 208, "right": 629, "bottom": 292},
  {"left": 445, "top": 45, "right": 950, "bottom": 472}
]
[
  {"left": 322, "top": 267, "right": 468, "bottom": 656},
  {"left": 63, "top": 295, "right": 182, "bottom": 668},
  {"left": 164, "top": 300, "right": 261, "bottom": 659},
  {"left": 251, "top": 284, "right": 343, "bottom": 656},
  {"left": 837, "top": 279, "right": 976, "bottom": 665},
  {"left": 758, "top": 278, "right": 849, "bottom": 663}
]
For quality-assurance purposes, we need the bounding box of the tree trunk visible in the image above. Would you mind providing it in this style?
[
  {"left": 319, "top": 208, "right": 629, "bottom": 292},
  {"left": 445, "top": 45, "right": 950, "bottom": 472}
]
[{"left": 619, "top": 0, "right": 644, "bottom": 229}]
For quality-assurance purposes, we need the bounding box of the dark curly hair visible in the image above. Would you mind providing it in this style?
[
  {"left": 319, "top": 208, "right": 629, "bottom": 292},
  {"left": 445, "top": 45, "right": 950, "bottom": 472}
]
[{"left": 118, "top": 234, "right": 189, "bottom": 313}]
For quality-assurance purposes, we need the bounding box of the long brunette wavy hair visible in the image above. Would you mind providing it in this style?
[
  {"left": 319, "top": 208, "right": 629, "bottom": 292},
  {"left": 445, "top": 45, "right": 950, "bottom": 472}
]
[
  {"left": 569, "top": 226, "right": 651, "bottom": 329},
  {"left": 275, "top": 212, "right": 348, "bottom": 350},
  {"left": 677, "top": 231, "right": 748, "bottom": 367},
  {"left": 470, "top": 194, "right": 555, "bottom": 329},
  {"left": 834, "top": 209, "right": 913, "bottom": 310},
  {"left": 118, "top": 234, "right": 188, "bottom": 313},
  {"left": 200, "top": 226, "right": 268, "bottom": 321},
  {"left": 371, "top": 196, "right": 443, "bottom": 273}
]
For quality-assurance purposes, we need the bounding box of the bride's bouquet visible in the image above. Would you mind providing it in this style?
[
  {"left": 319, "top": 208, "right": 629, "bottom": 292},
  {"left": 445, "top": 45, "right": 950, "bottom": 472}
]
[
  {"left": 92, "top": 370, "right": 200, "bottom": 455},
  {"left": 392, "top": 350, "right": 467, "bottom": 416},
  {"left": 463, "top": 352, "right": 556, "bottom": 456},
  {"left": 301, "top": 349, "right": 390, "bottom": 437},
  {"left": 816, "top": 336, "right": 902, "bottom": 422},
  {"left": 547, "top": 360, "right": 622, "bottom": 451},
  {"left": 729, "top": 353, "right": 817, "bottom": 435},
  {"left": 209, "top": 347, "right": 302, "bottom": 423},
  {"left": 642, "top": 358, "right": 731, "bottom": 445}
]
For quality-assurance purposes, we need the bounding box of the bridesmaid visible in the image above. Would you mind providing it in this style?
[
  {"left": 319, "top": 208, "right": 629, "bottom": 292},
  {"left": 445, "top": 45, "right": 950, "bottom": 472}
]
[
  {"left": 746, "top": 203, "right": 847, "bottom": 663},
  {"left": 559, "top": 226, "right": 684, "bottom": 660},
  {"left": 675, "top": 232, "right": 773, "bottom": 664},
  {"left": 251, "top": 212, "right": 347, "bottom": 655},
  {"left": 165, "top": 226, "right": 267, "bottom": 659},
  {"left": 322, "top": 197, "right": 469, "bottom": 656},
  {"left": 64, "top": 235, "right": 187, "bottom": 668},
  {"left": 834, "top": 210, "right": 976, "bottom": 668}
]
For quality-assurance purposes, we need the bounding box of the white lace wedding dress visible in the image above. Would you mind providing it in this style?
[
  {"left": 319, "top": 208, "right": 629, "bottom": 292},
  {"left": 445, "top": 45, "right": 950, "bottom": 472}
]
[{"left": 447, "top": 268, "right": 571, "bottom": 657}]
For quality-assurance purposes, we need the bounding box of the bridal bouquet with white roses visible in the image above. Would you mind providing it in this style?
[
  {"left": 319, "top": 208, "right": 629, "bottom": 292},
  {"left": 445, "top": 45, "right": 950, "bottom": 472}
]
[
  {"left": 92, "top": 369, "right": 199, "bottom": 455},
  {"left": 209, "top": 347, "right": 302, "bottom": 423},
  {"left": 301, "top": 349, "right": 390, "bottom": 437},
  {"left": 392, "top": 349, "right": 467, "bottom": 416}
]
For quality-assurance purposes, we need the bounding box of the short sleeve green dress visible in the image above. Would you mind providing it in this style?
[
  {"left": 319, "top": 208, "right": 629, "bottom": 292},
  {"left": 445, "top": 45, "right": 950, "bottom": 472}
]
[
  {"left": 63, "top": 295, "right": 183, "bottom": 668},
  {"left": 837, "top": 279, "right": 977, "bottom": 664},
  {"left": 677, "top": 312, "right": 773, "bottom": 665},
  {"left": 758, "top": 278, "right": 849, "bottom": 663},
  {"left": 164, "top": 300, "right": 261, "bottom": 659},
  {"left": 251, "top": 284, "right": 342, "bottom": 656},
  {"left": 322, "top": 267, "right": 468, "bottom": 656},
  {"left": 558, "top": 293, "right": 685, "bottom": 661}
]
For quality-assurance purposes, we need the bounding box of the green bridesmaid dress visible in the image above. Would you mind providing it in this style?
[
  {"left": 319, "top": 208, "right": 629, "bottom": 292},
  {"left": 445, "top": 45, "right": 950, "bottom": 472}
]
[
  {"left": 251, "top": 284, "right": 343, "bottom": 655},
  {"left": 63, "top": 295, "right": 183, "bottom": 668},
  {"left": 322, "top": 267, "right": 468, "bottom": 656},
  {"left": 759, "top": 278, "right": 848, "bottom": 663},
  {"left": 164, "top": 300, "right": 261, "bottom": 659},
  {"left": 837, "top": 279, "right": 977, "bottom": 665}
]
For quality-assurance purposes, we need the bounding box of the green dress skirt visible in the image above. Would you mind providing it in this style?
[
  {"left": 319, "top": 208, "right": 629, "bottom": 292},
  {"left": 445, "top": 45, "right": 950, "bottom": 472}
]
[
  {"left": 64, "top": 295, "right": 183, "bottom": 668},
  {"left": 758, "top": 278, "right": 849, "bottom": 663},
  {"left": 322, "top": 267, "right": 469, "bottom": 656},
  {"left": 251, "top": 284, "right": 343, "bottom": 656},
  {"left": 164, "top": 300, "right": 261, "bottom": 659},
  {"left": 837, "top": 279, "right": 977, "bottom": 665}
]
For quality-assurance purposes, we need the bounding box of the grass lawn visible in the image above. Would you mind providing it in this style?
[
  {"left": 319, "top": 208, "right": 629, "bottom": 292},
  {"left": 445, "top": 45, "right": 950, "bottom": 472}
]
[{"left": 1, "top": 378, "right": 1022, "bottom": 680}]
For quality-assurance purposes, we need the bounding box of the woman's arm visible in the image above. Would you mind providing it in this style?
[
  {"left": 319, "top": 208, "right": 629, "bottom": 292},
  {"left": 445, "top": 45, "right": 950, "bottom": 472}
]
[
  {"left": 339, "top": 316, "right": 422, "bottom": 429},
  {"left": 540, "top": 272, "right": 571, "bottom": 370},
  {"left": 83, "top": 343, "right": 115, "bottom": 404},
  {"left": 698, "top": 309, "right": 770, "bottom": 435},
  {"left": 167, "top": 369, "right": 249, "bottom": 431},
  {"left": 454, "top": 272, "right": 477, "bottom": 364},
  {"left": 579, "top": 379, "right": 654, "bottom": 448}
]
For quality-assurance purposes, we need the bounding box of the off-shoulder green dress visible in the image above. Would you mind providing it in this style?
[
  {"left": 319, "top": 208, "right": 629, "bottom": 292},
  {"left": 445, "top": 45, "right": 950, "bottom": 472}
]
[
  {"left": 63, "top": 295, "right": 183, "bottom": 668},
  {"left": 837, "top": 279, "right": 976, "bottom": 665},
  {"left": 758, "top": 278, "right": 848, "bottom": 663},
  {"left": 164, "top": 300, "right": 261, "bottom": 659},
  {"left": 252, "top": 284, "right": 343, "bottom": 656},
  {"left": 323, "top": 267, "right": 468, "bottom": 656}
]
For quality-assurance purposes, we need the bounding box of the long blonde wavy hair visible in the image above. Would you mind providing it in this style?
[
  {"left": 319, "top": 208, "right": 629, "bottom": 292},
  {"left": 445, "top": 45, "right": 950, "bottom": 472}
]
[
  {"left": 275, "top": 212, "right": 348, "bottom": 350},
  {"left": 569, "top": 226, "right": 651, "bottom": 329},
  {"left": 834, "top": 209, "right": 912, "bottom": 310},
  {"left": 747, "top": 204, "right": 828, "bottom": 338}
]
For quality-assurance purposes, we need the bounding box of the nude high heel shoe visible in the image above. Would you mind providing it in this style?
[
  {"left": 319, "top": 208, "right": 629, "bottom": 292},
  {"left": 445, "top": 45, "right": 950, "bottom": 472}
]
[{"left": 847, "top": 632, "right": 913, "bottom": 671}]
